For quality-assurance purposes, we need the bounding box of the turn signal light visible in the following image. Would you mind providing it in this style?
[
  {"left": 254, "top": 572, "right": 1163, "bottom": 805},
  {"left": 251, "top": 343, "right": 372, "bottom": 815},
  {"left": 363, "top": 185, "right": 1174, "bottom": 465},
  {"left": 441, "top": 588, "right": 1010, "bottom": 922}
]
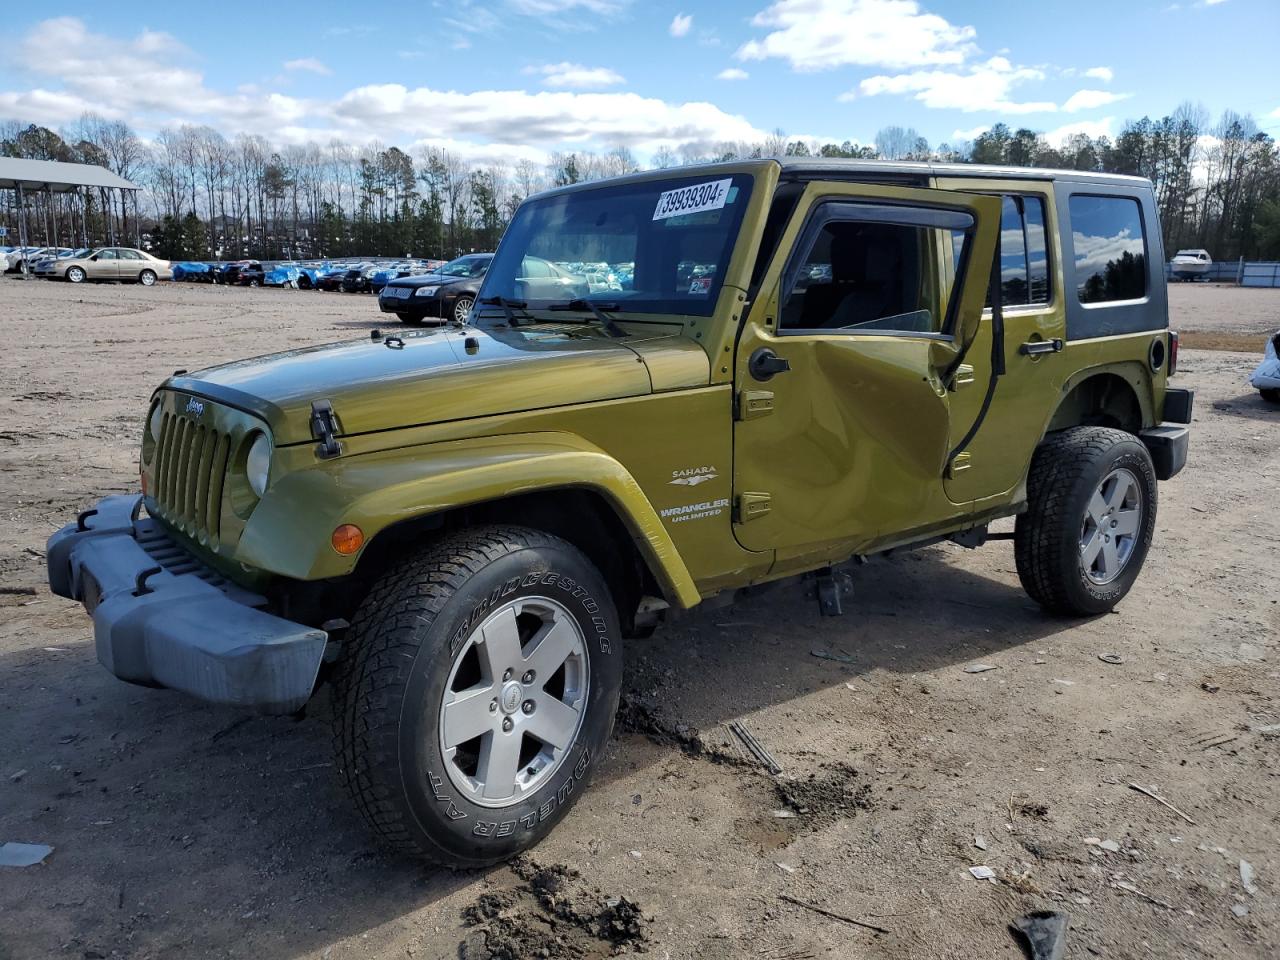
[{"left": 331, "top": 524, "right": 365, "bottom": 555}]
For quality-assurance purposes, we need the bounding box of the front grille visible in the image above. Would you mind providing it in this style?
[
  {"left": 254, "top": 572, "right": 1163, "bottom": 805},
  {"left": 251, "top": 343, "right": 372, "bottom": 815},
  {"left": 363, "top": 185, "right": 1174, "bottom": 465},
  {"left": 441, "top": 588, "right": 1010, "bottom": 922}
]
[{"left": 150, "top": 409, "right": 231, "bottom": 544}]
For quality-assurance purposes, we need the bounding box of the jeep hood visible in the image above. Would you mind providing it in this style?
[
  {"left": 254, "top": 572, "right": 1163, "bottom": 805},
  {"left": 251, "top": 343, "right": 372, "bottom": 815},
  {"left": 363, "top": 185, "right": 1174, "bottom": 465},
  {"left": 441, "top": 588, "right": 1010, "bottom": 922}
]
[{"left": 166, "top": 323, "right": 708, "bottom": 445}]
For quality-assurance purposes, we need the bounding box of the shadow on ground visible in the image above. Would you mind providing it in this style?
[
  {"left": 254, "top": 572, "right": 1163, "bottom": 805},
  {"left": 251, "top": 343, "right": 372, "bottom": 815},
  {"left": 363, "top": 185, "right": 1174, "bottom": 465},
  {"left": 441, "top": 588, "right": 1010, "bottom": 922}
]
[{"left": 0, "top": 546, "right": 1077, "bottom": 959}]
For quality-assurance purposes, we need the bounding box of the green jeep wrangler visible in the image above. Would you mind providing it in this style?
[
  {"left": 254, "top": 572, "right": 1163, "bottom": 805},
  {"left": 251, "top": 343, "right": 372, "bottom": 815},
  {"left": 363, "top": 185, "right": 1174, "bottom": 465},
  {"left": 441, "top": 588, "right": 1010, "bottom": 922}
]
[{"left": 47, "top": 159, "right": 1192, "bottom": 866}]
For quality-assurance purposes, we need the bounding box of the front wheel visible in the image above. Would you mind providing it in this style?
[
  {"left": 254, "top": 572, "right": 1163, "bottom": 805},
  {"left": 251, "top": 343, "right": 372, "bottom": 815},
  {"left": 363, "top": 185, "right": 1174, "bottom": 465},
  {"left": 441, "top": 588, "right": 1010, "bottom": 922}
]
[
  {"left": 330, "top": 526, "right": 622, "bottom": 866},
  {"left": 397, "top": 312, "right": 425, "bottom": 326},
  {"left": 453, "top": 296, "right": 475, "bottom": 324},
  {"left": 1015, "top": 427, "right": 1158, "bottom": 616},
  {"left": 138, "top": 269, "right": 157, "bottom": 286},
  {"left": 66, "top": 266, "right": 86, "bottom": 283}
]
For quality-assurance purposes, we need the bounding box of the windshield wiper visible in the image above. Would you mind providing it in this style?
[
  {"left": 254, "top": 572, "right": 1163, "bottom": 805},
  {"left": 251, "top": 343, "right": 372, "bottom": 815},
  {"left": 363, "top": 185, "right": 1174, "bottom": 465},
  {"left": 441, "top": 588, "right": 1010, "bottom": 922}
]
[
  {"left": 547, "top": 299, "right": 627, "bottom": 338},
  {"left": 477, "top": 295, "right": 535, "bottom": 326}
]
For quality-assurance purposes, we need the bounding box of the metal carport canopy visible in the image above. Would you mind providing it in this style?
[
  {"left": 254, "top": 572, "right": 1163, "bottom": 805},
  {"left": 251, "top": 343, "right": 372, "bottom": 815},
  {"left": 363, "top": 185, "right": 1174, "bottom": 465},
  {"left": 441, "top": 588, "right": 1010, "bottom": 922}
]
[{"left": 0, "top": 157, "right": 138, "bottom": 192}]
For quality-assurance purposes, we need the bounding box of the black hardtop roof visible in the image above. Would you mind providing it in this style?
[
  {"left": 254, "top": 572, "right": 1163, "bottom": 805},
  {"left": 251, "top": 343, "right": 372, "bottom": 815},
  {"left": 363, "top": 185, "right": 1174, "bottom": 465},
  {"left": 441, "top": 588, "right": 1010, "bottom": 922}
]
[{"left": 533, "top": 158, "right": 1152, "bottom": 202}]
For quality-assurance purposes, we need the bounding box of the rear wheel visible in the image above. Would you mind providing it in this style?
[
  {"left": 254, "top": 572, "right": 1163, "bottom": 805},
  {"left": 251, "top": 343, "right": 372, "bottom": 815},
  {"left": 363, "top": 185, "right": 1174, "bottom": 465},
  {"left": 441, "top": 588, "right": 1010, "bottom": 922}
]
[
  {"left": 330, "top": 526, "right": 622, "bottom": 866},
  {"left": 1015, "top": 427, "right": 1158, "bottom": 616},
  {"left": 247, "top": 278, "right": 260, "bottom": 287},
  {"left": 138, "top": 269, "right": 156, "bottom": 286},
  {"left": 66, "top": 266, "right": 86, "bottom": 283}
]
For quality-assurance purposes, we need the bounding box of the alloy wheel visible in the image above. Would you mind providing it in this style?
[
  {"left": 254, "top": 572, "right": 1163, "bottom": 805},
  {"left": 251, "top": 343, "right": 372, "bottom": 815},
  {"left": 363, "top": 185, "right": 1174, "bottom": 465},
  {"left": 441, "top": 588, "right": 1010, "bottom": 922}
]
[
  {"left": 439, "top": 596, "right": 589, "bottom": 807},
  {"left": 1080, "top": 467, "right": 1142, "bottom": 584}
]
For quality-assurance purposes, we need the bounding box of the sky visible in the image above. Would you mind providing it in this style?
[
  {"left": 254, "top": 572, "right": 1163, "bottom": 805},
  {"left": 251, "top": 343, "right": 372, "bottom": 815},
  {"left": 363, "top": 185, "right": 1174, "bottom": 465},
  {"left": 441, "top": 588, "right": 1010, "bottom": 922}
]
[{"left": 1, "top": 0, "right": 1277, "bottom": 166}]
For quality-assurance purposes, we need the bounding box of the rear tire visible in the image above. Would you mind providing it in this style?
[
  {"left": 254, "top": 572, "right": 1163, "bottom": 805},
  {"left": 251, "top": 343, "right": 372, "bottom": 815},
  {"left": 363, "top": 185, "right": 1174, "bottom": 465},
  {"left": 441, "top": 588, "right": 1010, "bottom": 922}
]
[
  {"left": 1015, "top": 427, "right": 1158, "bottom": 616},
  {"left": 138, "top": 269, "right": 156, "bottom": 286},
  {"left": 453, "top": 296, "right": 475, "bottom": 324},
  {"left": 330, "top": 525, "right": 622, "bottom": 866}
]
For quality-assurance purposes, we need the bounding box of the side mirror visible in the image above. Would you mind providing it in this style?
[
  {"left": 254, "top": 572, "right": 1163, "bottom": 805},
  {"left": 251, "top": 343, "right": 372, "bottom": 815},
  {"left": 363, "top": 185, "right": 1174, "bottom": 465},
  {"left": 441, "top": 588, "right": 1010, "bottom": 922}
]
[{"left": 90, "top": 255, "right": 98, "bottom": 261}]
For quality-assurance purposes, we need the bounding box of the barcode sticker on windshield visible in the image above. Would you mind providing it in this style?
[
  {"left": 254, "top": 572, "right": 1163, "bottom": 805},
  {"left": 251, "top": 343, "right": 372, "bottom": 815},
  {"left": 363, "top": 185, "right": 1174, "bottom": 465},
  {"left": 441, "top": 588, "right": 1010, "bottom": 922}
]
[{"left": 653, "top": 178, "right": 733, "bottom": 221}]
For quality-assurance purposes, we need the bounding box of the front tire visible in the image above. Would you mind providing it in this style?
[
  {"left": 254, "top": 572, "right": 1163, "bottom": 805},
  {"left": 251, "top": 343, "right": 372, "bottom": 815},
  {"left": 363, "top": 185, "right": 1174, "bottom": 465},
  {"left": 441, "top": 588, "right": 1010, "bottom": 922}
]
[
  {"left": 397, "top": 312, "right": 424, "bottom": 326},
  {"left": 1015, "top": 427, "right": 1158, "bottom": 616},
  {"left": 453, "top": 296, "right": 475, "bottom": 324},
  {"left": 330, "top": 526, "right": 622, "bottom": 866},
  {"left": 66, "top": 266, "right": 86, "bottom": 283}
]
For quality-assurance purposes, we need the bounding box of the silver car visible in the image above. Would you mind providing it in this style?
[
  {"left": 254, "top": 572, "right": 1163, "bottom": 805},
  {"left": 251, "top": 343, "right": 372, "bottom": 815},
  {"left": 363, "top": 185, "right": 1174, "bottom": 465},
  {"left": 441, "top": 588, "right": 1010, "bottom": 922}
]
[{"left": 58, "top": 248, "right": 173, "bottom": 285}]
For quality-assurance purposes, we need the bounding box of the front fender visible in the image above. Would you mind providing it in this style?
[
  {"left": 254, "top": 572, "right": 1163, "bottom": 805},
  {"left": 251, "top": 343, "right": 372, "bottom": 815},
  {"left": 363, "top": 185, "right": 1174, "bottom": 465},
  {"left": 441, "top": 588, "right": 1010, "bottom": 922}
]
[{"left": 235, "top": 432, "right": 702, "bottom": 608}]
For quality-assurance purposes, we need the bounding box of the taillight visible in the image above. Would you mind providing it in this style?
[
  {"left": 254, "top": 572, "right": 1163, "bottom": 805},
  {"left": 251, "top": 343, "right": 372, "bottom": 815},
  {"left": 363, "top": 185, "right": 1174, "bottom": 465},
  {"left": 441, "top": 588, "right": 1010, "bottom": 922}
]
[{"left": 1168, "top": 331, "right": 1179, "bottom": 376}]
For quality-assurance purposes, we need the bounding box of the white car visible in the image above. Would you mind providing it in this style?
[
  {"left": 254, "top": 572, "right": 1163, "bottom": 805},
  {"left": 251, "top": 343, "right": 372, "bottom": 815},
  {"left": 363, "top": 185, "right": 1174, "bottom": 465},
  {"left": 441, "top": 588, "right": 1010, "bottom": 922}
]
[
  {"left": 1250, "top": 331, "right": 1280, "bottom": 404},
  {"left": 4, "top": 246, "right": 54, "bottom": 272}
]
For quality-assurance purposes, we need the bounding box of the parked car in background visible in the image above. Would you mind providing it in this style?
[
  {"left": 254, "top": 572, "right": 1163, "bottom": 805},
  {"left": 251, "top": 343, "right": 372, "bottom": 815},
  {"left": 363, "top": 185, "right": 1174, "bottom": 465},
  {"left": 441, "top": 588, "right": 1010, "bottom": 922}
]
[
  {"left": 58, "top": 247, "right": 173, "bottom": 285},
  {"left": 377, "top": 253, "right": 493, "bottom": 324},
  {"left": 1250, "top": 330, "right": 1280, "bottom": 403},
  {"left": 316, "top": 267, "right": 348, "bottom": 292},
  {"left": 32, "top": 248, "right": 90, "bottom": 277},
  {"left": 216, "top": 260, "right": 264, "bottom": 286},
  {"left": 6, "top": 246, "right": 67, "bottom": 273},
  {"left": 264, "top": 265, "right": 303, "bottom": 287},
  {"left": 1170, "top": 249, "right": 1212, "bottom": 281},
  {"left": 340, "top": 265, "right": 379, "bottom": 293}
]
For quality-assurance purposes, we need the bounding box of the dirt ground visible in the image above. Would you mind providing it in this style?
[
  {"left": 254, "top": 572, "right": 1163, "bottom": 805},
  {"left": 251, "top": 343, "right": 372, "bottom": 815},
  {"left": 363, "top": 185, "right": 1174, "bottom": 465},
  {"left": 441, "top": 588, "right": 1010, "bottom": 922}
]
[{"left": 0, "top": 278, "right": 1276, "bottom": 960}]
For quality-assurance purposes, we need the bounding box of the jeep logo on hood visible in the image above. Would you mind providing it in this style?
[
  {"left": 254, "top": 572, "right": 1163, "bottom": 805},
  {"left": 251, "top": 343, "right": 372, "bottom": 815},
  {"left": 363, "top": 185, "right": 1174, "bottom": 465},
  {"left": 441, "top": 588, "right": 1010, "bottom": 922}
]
[{"left": 185, "top": 396, "right": 205, "bottom": 417}]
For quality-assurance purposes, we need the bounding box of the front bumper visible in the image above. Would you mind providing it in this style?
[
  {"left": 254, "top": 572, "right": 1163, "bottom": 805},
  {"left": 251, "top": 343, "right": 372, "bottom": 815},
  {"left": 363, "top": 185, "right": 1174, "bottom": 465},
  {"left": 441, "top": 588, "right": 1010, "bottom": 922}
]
[
  {"left": 379, "top": 293, "right": 442, "bottom": 316},
  {"left": 46, "top": 495, "right": 327, "bottom": 714}
]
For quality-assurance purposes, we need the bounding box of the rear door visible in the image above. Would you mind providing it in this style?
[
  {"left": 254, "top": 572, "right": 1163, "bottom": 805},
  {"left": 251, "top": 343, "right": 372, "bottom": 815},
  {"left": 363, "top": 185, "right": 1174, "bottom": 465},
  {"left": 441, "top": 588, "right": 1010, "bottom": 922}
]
[
  {"left": 732, "top": 181, "right": 1000, "bottom": 563},
  {"left": 934, "top": 177, "right": 1069, "bottom": 504}
]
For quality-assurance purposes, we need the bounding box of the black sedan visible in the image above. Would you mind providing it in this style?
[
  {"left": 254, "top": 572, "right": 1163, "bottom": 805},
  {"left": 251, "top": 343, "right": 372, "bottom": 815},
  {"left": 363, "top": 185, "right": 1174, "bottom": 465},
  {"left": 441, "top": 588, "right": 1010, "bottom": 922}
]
[{"left": 378, "top": 253, "right": 493, "bottom": 325}]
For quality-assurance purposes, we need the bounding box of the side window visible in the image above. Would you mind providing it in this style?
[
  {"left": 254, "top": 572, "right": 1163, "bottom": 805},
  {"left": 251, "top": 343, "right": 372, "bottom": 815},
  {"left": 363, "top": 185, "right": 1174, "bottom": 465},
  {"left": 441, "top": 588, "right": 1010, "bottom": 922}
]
[
  {"left": 780, "top": 203, "right": 970, "bottom": 335},
  {"left": 1069, "top": 195, "right": 1147, "bottom": 304},
  {"left": 120, "top": 249, "right": 143, "bottom": 261},
  {"left": 954, "top": 195, "right": 1050, "bottom": 307},
  {"left": 520, "top": 257, "right": 550, "bottom": 278},
  {"left": 98, "top": 249, "right": 117, "bottom": 260}
]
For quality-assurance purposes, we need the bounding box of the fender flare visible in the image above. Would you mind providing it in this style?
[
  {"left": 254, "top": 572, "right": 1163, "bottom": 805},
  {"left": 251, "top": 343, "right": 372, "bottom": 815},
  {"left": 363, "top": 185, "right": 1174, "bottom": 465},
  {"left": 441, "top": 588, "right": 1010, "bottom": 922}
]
[
  {"left": 235, "top": 431, "right": 702, "bottom": 608},
  {"left": 1042, "top": 360, "right": 1156, "bottom": 437}
]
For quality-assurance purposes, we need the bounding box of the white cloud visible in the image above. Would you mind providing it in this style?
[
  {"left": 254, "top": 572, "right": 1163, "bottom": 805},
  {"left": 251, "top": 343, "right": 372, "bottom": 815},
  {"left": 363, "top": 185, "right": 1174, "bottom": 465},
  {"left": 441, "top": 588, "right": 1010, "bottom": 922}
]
[
  {"left": 737, "top": 0, "right": 976, "bottom": 71},
  {"left": 669, "top": 13, "right": 693, "bottom": 37},
  {"left": 717, "top": 68, "right": 749, "bottom": 81},
  {"left": 1083, "top": 66, "right": 1113, "bottom": 82},
  {"left": 1042, "top": 117, "right": 1116, "bottom": 148},
  {"left": 528, "top": 62, "right": 626, "bottom": 88},
  {"left": 1061, "top": 89, "right": 1129, "bottom": 113},
  {"left": 283, "top": 58, "right": 332, "bottom": 76},
  {"left": 0, "top": 18, "right": 767, "bottom": 159},
  {"left": 951, "top": 124, "right": 989, "bottom": 141},
  {"left": 858, "top": 57, "right": 1055, "bottom": 113},
  {"left": 1269, "top": 105, "right": 1280, "bottom": 118}
]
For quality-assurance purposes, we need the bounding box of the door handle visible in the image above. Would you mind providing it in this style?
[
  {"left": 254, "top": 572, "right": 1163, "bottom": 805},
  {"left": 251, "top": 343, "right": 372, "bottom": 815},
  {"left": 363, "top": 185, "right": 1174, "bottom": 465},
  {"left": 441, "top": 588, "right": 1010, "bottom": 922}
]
[
  {"left": 748, "top": 347, "right": 791, "bottom": 381},
  {"left": 1019, "top": 338, "right": 1063, "bottom": 356}
]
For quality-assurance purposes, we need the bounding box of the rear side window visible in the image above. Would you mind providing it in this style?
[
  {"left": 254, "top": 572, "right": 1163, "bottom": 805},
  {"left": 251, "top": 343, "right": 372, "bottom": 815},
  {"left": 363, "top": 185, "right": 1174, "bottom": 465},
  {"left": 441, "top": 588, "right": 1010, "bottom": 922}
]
[{"left": 1070, "top": 195, "right": 1147, "bottom": 304}]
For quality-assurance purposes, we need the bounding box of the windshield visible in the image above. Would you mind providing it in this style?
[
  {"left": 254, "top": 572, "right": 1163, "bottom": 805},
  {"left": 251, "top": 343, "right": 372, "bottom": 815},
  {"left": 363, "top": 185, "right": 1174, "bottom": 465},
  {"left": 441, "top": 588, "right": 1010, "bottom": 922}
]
[
  {"left": 439, "top": 256, "right": 490, "bottom": 277},
  {"left": 479, "top": 172, "right": 754, "bottom": 318}
]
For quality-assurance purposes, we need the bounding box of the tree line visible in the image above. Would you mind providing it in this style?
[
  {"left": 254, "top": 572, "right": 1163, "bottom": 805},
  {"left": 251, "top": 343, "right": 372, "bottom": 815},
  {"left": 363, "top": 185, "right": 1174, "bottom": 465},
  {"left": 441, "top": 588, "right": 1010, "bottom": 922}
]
[{"left": 2, "top": 102, "right": 1277, "bottom": 264}]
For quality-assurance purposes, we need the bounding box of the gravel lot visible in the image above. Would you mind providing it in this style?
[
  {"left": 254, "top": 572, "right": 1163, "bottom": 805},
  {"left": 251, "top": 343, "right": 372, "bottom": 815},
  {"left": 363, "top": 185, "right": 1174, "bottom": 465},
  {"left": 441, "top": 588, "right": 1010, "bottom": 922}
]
[{"left": 1, "top": 278, "right": 1276, "bottom": 960}]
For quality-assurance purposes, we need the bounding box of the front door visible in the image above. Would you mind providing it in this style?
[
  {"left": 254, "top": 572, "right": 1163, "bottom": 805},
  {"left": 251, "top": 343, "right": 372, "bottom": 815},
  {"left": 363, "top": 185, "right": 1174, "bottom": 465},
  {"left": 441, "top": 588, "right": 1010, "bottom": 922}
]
[
  {"left": 732, "top": 182, "right": 1000, "bottom": 566},
  {"left": 87, "top": 248, "right": 120, "bottom": 279}
]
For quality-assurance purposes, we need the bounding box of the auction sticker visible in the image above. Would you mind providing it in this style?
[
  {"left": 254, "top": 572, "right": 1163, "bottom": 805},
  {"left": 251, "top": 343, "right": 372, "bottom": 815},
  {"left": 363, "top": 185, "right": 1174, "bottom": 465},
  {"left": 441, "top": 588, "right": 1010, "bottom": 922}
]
[{"left": 653, "top": 178, "right": 733, "bottom": 221}]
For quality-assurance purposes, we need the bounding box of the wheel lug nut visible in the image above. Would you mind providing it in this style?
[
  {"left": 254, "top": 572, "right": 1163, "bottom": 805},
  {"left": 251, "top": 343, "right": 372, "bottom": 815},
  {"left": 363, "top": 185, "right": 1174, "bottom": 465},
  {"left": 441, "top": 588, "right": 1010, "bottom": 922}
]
[
  {"left": 489, "top": 699, "right": 498, "bottom": 713},
  {"left": 502, "top": 717, "right": 513, "bottom": 732},
  {"left": 522, "top": 700, "right": 535, "bottom": 714},
  {"left": 502, "top": 669, "right": 513, "bottom": 682},
  {"left": 522, "top": 670, "right": 535, "bottom": 684}
]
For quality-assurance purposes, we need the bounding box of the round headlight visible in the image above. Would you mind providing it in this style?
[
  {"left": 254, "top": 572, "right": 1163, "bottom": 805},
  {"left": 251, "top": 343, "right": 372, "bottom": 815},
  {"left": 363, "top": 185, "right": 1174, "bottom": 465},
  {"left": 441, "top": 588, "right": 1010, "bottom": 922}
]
[
  {"left": 246, "top": 433, "right": 271, "bottom": 498},
  {"left": 149, "top": 405, "right": 164, "bottom": 442}
]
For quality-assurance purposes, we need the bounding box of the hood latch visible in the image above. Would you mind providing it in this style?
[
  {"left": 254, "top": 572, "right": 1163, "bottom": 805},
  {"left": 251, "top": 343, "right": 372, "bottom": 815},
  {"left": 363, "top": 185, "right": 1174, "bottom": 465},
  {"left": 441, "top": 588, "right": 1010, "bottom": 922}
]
[{"left": 310, "top": 399, "right": 343, "bottom": 460}]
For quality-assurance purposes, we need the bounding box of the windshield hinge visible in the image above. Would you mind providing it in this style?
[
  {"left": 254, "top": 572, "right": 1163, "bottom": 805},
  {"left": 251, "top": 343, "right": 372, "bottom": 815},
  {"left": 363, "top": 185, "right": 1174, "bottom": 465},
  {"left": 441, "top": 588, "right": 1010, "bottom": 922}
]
[
  {"left": 310, "top": 399, "right": 343, "bottom": 460},
  {"left": 735, "top": 389, "right": 775, "bottom": 421}
]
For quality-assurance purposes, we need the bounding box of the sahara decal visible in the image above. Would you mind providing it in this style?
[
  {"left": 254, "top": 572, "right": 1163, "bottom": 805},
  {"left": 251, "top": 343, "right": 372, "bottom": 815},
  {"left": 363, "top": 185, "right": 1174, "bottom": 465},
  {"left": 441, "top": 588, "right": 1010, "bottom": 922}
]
[{"left": 669, "top": 465, "right": 719, "bottom": 486}]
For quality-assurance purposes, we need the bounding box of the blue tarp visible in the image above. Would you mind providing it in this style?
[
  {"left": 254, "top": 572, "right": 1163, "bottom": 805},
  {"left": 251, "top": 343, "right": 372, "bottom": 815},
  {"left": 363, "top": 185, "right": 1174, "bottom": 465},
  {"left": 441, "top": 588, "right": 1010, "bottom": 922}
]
[
  {"left": 172, "top": 262, "right": 213, "bottom": 280},
  {"left": 265, "top": 265, "right": 302, "bottom": 286}
]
